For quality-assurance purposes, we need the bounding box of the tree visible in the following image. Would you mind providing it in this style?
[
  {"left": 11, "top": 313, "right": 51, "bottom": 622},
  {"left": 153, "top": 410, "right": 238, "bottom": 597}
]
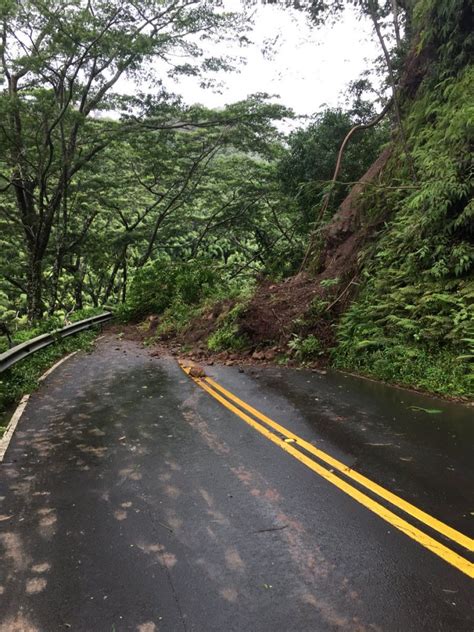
[
  {"left": 26, "top": 95, "right": 289, "bottom": 311},
  {"left": 100, "top": 97, "right": 291, "bottom": 290},
  {"left": 278, "top": 108, "right": 388, "bottom": 231},
  {"left": 0, "top": 0, "right": 241, "bottom": 320}
]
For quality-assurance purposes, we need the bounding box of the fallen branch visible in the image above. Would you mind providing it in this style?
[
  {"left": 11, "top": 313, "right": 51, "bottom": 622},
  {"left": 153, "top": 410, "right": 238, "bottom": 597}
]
[{"left": 324, "top": 276, "right": 360, "bottom": 313}]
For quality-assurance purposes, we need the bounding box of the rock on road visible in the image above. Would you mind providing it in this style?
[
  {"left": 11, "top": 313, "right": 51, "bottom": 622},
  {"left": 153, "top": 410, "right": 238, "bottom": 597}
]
[{"left": 0, "top": 335, "right": 473, "bottom": 631}]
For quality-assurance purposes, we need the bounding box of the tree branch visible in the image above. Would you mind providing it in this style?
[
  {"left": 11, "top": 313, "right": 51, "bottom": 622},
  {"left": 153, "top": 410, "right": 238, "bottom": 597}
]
[{"left": 300, "top": 99, "right": 393, "bottom": 271}]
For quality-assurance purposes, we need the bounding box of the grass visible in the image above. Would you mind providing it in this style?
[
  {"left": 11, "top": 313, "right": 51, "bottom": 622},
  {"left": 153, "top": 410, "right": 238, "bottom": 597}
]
[
  {"left": 154, "top": 298, "right": 201, "bottom": 339},
  {"left": 206, "top": 301, "right": 249, "bottom": 352},
  {"left": 288, "top": 334, "right": 322, "bottom": 361},
  {"left": 332, "top": 343, "right": 473, "bottom": 399},
  {"left": 207, "top": 321, "right": 248, "bottom": 352}
]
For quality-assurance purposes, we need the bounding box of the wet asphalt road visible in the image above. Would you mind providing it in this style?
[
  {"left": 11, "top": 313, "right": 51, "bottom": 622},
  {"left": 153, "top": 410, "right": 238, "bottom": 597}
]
[{"left": 0, "top": 335, "right": 473, "bottom": 631}]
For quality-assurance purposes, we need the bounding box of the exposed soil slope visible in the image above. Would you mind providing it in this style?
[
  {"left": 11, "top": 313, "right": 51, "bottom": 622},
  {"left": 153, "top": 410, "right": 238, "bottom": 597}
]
[{"left": 240, "top": 147, "right": 392, "bottom": 346}]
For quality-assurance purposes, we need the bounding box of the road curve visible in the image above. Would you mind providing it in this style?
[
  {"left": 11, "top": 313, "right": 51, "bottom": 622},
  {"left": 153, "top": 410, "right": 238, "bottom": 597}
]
[{"left": 0, "top": 335, "right": 473, "bottom": 631}]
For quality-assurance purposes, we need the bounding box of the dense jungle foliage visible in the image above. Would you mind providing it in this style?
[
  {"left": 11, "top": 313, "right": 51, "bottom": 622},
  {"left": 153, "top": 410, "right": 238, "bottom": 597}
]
[
  {"left": 331, "top": 0, "right": 474, "bottom": 396},
  {"left": 0, "top": 0, "right": 472, "bottom": 405}
]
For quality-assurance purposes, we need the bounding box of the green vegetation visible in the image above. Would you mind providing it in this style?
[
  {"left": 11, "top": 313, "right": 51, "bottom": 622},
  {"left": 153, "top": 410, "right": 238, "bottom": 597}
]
[
  {"left": 288, "top": 334, "right": 322, "bottom": 361},
  {"left": 207, "top": 302, "right": 250, "bottom": 352},
  {"left": 0, "top": 0, "right": 472, "bottom": 401},
  {"left": 118, "top": 260, "right": 219, "bottom": 323},
  {"left": 333, "top": 341, "right": 471, "bottom": 397},
  {"left": 331, "top": 2, "right": 473, "bottom": 398}
]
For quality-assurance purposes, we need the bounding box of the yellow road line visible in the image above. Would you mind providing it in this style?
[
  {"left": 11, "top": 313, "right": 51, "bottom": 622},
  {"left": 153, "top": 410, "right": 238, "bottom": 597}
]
[
  {"left": 203, "top": 375, "right": 474, "bottom": 554},
  {"left": 179, "top": 365, "right": 474, "bottom": 578}
]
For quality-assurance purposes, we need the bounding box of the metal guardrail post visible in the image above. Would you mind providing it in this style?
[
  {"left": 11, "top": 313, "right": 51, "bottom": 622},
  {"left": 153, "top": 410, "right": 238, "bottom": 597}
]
[{"left": 0, "top": 312, "right": 113, "bottom": 373}]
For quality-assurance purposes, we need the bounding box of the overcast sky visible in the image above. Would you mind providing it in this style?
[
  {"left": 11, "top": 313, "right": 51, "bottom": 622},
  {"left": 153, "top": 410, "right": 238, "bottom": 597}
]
[{"left": 161, "top": 3, "right": 380, "bottom": 120}]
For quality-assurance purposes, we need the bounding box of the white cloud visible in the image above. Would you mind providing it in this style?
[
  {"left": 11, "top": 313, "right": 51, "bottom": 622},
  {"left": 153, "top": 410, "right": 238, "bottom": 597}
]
[
  {"left": 159, "top": 4, "right": 379, "bottom": 116},
  {"left": 118, "top": 3, "right": 380, "bottom": 121}
]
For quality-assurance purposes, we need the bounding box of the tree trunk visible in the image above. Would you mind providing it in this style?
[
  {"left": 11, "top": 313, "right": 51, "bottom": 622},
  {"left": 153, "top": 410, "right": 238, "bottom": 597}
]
[
  {"left": 49, "top": 247, "right": 65, "bottom": 315},
  {"left": 121, "top": 258, "right": 128, "bottom": 304},
  {"left": 103, "top": 256, "right": 123, "bottom": 304},
  {"left": 103, "top": 243, "right": 128, "bottom": 304},
  {"left": 73, "top": 256, "right": 84, "bottom": 310},
  {"left": 26, "top": 256, "right": 43, "bottom": 322}
]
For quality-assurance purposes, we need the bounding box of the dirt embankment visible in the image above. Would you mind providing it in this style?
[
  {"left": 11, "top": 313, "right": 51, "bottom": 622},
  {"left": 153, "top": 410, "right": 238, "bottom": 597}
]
[{"left": 239, "top": 147, "right": 392, "bottom": 347}]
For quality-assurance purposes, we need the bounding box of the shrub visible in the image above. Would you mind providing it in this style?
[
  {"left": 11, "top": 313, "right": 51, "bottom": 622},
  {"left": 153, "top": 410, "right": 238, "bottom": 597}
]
[
  {"left": 207, "top": 301, "right": 249, "bottom": 352},
  {"left": 288, "top": 334, "right": 321, "bottom": 360},
  {"left": 119, "top": 259, "right": 218, "bottom": 321}
]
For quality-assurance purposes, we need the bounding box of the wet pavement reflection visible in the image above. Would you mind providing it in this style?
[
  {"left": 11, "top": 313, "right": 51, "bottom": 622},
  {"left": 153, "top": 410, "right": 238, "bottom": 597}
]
[{"left": 0, "top": 336, "right": 472, "bottom": 631}]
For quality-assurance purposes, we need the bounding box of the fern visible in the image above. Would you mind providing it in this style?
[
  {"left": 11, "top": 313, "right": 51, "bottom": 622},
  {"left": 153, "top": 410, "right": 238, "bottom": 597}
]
[{"left": 331, "top": 19, "right": 473, "bottom": 398}]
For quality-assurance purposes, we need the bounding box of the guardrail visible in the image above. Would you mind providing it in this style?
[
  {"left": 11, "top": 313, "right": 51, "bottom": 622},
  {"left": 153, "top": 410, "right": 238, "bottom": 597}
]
[{"left": 0, "top": 312, "right": 113, "bottom": 373}]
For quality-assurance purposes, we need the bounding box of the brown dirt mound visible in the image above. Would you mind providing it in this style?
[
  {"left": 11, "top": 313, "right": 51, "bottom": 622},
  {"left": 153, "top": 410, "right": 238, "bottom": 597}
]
[
  {"left": 105, "top": 322, "right": 147, "bottom": 342},
  {"left": 239, "top": 274, "right": 323, "bottom": 344}
]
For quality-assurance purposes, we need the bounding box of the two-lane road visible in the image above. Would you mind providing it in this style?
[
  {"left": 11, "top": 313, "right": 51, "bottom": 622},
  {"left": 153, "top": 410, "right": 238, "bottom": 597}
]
[{"left": 0, "top": 335, "right": 473, "bottom": 631}]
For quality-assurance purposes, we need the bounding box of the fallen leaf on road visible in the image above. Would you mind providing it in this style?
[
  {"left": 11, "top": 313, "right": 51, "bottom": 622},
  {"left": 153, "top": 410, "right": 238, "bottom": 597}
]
[
  {"left": 409, "top": 406, "right": 442, "bottom": 414},
  {"left": 255, "top": 525, "right": 288, "bottom": 534}
]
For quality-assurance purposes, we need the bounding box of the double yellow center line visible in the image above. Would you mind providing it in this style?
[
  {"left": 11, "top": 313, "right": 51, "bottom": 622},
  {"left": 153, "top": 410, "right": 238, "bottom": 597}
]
[{"left": 180, "top": 363, "right": 474, "bottom": 579}]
